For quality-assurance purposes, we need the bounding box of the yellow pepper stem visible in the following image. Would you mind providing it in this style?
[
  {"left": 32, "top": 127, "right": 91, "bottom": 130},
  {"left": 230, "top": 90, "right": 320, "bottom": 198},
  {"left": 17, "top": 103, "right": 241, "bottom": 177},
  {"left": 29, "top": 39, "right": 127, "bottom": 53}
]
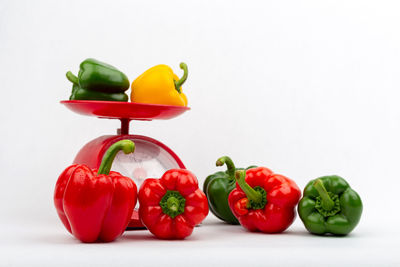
[{"left": 174, "top": 62, "right": 188, "bottom": 94}]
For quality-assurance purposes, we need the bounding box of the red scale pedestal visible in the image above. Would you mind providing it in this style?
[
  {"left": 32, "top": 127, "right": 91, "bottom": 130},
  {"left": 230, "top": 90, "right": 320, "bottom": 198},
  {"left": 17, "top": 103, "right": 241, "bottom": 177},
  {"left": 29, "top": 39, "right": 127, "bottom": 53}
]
[{"left": 61, "top": 100, "right": 189, "bottom": 229}]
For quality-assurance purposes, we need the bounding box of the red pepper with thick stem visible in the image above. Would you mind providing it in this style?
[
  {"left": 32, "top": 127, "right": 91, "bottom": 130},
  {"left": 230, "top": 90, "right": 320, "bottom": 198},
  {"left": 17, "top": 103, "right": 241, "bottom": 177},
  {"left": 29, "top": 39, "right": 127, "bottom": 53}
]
[
  {"left": 138, "top": 169, "right": 209, "bottom": 239},
  {"left": 54, "top": 140, "right": 137, "bottom": 243},
  {"left": 228, "top": 168, "right": 301, "bottom": 233}
]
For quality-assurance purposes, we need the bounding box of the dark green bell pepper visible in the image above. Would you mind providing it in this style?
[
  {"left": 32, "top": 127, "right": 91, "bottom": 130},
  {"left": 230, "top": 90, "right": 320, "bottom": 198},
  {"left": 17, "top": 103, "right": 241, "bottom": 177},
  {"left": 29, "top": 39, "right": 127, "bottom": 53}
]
[
  {"left": 68, "top": 80, "right": 128, "bottom": 101},
  {"left": 66, "top": 58, "right": 130, "bottom": 101},
  {"left": 78, "top": 58, "right": 130, "bottom": 93},
  {"left": 298, "top": 175, "right": 363, "bottom": 236},
  {"left": 203, "top": 156, "right": 256, "bottom": 224}
]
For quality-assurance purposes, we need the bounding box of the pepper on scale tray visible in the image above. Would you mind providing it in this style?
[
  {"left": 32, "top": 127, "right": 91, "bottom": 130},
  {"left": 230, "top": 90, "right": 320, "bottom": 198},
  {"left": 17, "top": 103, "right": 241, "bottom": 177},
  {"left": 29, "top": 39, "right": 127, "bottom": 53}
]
[
  {"left": 131, "top": 62, "right": 188, "bottom": 106},
  {"left": 66, "top": 58, "right": 130, "bottom": 101}
]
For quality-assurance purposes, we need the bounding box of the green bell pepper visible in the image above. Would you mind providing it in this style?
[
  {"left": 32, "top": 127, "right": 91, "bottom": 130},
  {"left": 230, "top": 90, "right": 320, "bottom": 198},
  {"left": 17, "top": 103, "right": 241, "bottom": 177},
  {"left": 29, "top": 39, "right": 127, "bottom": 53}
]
[
  {"left": 66, "top": 58, "right": 130, "bottom": 101},
  {"left": 203, "top": 156, "right": 256, "bottom": 224},
  {"left": 68, "top": 80, "right": 128, "bottom": 101},
  {"left": 298, "top": 175, "right": 363, "bottom": 236}
]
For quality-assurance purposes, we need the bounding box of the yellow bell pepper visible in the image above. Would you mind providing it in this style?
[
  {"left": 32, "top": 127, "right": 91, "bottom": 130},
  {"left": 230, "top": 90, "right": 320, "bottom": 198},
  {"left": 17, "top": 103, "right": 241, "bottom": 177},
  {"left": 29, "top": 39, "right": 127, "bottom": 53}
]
[{"left": 131, "top": 62, "right": 188, "bottom": 106}]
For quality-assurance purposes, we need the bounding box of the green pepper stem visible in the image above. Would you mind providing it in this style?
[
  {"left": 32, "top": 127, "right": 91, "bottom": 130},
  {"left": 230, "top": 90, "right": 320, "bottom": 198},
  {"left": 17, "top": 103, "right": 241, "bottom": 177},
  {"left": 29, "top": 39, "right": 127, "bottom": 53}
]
[
  {"left": 159, "top": 190, "right": 186, "bottom": 218},
  {"left": 174, "top": 62, "right": 188, "bottom": 94},
  {"left": 66, "top": 71, "right": 79, "bottom": 85},
  {"left": 167, "top": 197, "right": 180, "bottom": 212},
  {"left": 97, "top": 140, "right": 135, "bottom": 175},
  {"left": 313, "top": 179, "right": 335, "bottom": 211},
  {"left": 235, "top": 170, "right": 262, "bottom": 204},
  {"left": 216, "top": 156, "right": 236, "bottom": 177}
]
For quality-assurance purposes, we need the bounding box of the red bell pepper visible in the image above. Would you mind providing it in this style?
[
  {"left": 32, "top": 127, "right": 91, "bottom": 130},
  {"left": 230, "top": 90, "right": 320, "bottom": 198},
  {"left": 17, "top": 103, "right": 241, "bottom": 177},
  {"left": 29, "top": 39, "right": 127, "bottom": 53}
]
[
  {"left": 54, "top": 140, "right": 138, "bottom": 243},
  {"left": 228, "top": 168, "right": 301, "bottom": 233},
  {"left": 138, "top": 169, "right": 209, "bottom": 239}
]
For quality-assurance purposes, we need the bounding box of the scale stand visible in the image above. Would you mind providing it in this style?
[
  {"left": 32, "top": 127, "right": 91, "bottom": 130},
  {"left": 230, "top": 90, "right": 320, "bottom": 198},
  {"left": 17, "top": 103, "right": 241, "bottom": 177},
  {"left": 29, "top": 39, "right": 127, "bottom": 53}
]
[{"left": 61, "top": 100, "right": 190, "bottom": 229}]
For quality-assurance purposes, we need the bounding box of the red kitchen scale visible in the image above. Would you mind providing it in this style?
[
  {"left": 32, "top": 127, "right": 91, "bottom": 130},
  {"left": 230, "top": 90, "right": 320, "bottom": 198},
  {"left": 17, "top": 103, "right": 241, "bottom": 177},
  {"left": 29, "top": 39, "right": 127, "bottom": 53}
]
[{"left": 61, "top": 100, "right": 190, "bottom": 229}]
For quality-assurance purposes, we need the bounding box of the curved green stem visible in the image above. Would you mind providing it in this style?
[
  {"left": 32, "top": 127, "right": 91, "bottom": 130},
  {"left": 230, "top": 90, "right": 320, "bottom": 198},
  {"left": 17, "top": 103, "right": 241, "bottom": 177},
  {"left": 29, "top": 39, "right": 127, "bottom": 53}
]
[
  {"left": 174, "top": 62, "right": 188, "bottom": 94},
  {"left": 313, "top": 179, "right": 335, "bottom": 211},
  {"left": 66, "top": 71, "right": 79, "bottom": 85},
  {"left": 235, "top": 170, "right": 262, "bottom": 204},
  {"left": 97, "top": 140, "right": 135, "bottom": 175},
  {"left": 216, "top": 156, "right": 236, "bottom": 177}
]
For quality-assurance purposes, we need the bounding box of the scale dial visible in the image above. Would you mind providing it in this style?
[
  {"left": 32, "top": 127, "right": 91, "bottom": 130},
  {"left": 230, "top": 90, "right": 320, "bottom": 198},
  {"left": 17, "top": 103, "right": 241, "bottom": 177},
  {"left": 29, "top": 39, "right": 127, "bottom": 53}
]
[{"left": 111, "top": 138, "right": 182, "bottom": 207}]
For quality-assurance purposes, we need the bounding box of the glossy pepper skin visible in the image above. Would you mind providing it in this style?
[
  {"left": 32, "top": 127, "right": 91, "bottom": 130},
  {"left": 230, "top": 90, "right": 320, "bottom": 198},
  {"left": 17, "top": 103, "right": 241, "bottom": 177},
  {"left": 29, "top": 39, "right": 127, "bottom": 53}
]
[
  {"left": 203, "top": 156, "right": 257, "bottom": 224},
  {"left": 131, "top": 62, "right": 188, "bottom": 106},
  {"left": 138, "top": 169, "right": 209, "bottom": 239},
  {"left": 298, "top": 175, "right": 362, "bottom": 236},
  {"left": 228, "top": 169, "right": 301, "bottom": 233},
  {"left": 68, "top": 83, "right": 128, "bottom": 101},
  {"left": 54, "top": 140, "right": 137, "bottom": 243},
  {"left": 66, "top": 58, "right": 129, "bottom": 101}
]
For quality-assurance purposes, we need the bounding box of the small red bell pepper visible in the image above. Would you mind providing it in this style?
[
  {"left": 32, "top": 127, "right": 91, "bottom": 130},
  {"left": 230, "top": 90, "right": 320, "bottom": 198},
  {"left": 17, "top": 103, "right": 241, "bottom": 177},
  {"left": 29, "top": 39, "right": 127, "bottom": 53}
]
[
  {"left": 54, "top": 140, "right": 138, "bottom": 243},
  {"left": 228, "top": 168, "right": 301, "bottom": 233},
  {"left": 138, "top": 169, "right": 209, "bottom": 239}
]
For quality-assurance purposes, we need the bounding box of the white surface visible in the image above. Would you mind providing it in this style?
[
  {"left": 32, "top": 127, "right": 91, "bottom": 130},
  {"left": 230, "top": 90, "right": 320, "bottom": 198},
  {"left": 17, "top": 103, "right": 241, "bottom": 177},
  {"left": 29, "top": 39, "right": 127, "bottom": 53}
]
[
  {"left": 1, "top": 216, "right": 399, "bottom": 267},
  {"left": 1, "top": 0, "right": 400, "bottom": 266}
]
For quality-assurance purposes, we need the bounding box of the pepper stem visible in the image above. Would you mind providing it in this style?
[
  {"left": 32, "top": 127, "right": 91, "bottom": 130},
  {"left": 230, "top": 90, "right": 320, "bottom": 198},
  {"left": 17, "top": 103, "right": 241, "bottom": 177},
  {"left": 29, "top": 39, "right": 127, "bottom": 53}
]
[
  {"left": 216, "top": 156, "right": 236, "bottom": 177},
  {"left": 313, "top": 179, "right": 335, "bottom": 211},
  {"left": 97, "top": 140, "right": 135, "bottom": 175},
  {"left": 167, "top": 197, "right": 180, "bottom": 212},
  {"left": 174, "top": 62, "right": 188, "bottom": 94},
  {"left": 235, "top": 170, "right": 262, "bottom": 204},
  {"left": 159, "top": 190, "right": 186, "bottom": 218},
  {"left": 66, "top": 71, "right": 79, "bottom": 85}
]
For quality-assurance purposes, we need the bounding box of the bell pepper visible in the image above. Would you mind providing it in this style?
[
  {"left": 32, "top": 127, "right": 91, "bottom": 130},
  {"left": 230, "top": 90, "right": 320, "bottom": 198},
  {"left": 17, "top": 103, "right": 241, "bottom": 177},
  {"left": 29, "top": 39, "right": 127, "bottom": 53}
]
[
  {"left": 228, "top": 169, "right": 301, "bottom": 233},
  {"left": 138, "top": 169, "right": 209, "bottom": 239},
  {"left": 131, "top": 62, "right": 188, "bottom": 106},
  {"left": 66, "top": 58, "right": 129, "bottom": 101},
  {"left": 298, "top": 175, "right": 363, "bottom": 236},
  {"left": 68, "top": 82, "right": 128, "bottom": 101},
  {"left": 203, "top": 156, "right": 257, "bottom": 224},
  {"left": 54, "top": 140, "right": 137, "bottom": 243}
]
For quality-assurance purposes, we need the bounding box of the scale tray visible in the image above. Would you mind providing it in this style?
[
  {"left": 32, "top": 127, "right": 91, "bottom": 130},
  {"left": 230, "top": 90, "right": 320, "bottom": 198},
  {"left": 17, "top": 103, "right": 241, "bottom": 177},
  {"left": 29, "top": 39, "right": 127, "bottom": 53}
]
[{"left": 61, "top": 100, "right": 190, "bottom": 120}]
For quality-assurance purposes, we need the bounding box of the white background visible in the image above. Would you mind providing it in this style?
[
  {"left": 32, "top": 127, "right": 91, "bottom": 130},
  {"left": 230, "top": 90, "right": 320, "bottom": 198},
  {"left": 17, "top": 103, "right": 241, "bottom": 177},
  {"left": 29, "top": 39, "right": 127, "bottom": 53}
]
[{"left": 1, "top": 0, "right": 400, "bottom": 266}]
